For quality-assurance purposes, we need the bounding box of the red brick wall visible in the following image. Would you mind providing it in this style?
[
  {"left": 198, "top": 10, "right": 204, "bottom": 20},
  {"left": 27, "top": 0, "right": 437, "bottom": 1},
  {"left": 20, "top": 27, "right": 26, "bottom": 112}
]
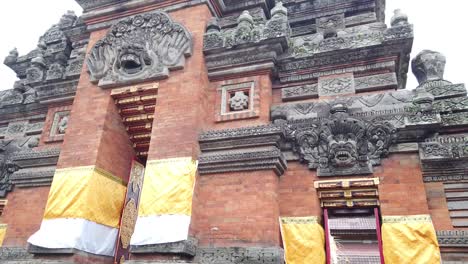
[
  {"left": 146, "top": 5, "right": 212, "bottom": 161},
  {"left": 2, "top": 187, "right": 50, "bottom": 247},
  {"left": 425, "top": 182, "right": 453, "bottom": 230},
  {"left": 279, "top": 154, "right": 436, "bottom": 219},
  {"left": 377, "top": 153, "right": 430, "bottom": 216},
  {"left": 191, "top": 170, "right": 281, "bottom": 247},
  {"left": 279, "top": 162, "right": 322, "bottom": 217},
  {"left": 56, "top": 28, "right": 135, "bottom": 181}
]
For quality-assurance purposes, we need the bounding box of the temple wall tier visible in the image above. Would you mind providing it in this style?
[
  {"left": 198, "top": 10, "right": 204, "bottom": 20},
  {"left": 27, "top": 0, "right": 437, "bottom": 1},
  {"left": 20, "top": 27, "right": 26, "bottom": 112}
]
[{"left": 0, "top": 0, "right": 466, "bottom": 263}]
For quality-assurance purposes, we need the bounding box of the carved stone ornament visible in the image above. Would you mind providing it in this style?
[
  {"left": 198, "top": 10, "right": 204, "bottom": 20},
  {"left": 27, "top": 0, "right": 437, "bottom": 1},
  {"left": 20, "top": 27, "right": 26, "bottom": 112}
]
[
  {"left": 86, "top": 11, "right": 192, "bottom": 88},
  {"left": 412, "top": 50, "right": 446, "bottom": 85},
  {"left": 280, "top": 104, "right": 397, "bottom": 176},
  {"left": 229, "top": 91, "right": 249, "bottom": 111}
]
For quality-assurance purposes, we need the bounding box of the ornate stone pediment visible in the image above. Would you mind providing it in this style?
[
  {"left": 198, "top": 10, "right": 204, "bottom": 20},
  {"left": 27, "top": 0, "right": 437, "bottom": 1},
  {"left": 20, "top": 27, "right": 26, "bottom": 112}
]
[
  {"left": 86, "top": 11, "right": 192, "bottom": 88},
  {"left": 279, "top": 104, "right": 397, "bottom": 176}
]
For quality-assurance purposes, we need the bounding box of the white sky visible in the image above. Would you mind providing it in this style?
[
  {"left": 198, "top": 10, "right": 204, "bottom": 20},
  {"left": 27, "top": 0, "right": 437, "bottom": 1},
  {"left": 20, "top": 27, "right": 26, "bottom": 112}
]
[{"left": 0, "top": 0, "right": 466, "bottom": 91}]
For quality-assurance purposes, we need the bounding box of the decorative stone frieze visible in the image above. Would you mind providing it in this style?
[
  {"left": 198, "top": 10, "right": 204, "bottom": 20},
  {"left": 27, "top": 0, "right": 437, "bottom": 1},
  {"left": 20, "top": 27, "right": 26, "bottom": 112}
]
[
  {"left": 420, "top": 134, "right": 468, "bottom": 182},
  {"left": 281, "top": 84, "right": 318, "bottom": 102},
  {"left": 87, "top": 11, "right": 192, "bottom": 88},
  {"left": 318, "top": 73, "right": 355, "bottom": 97},
  {"left": 0, "top": 247, "right": 33, "bottom": 261},
  {"left": 75, "top": 0, "right": 130, "bottom": 11},
  {"left": 0, "top": 136, "right": 44, "bottom": 197},
  {"left": 130, "top": 237, "right": 197, "bottom": 256},
  {"left": 199, "top": 125, "right": 285, "bottom": 175},
  {"left": 437, "top": 230, "right": 468, "bottom": 248},
  {"left": 203, "top": 2, "right": 290, "bottom": 79},
  {"left": 196, "top": 247, "right": 284, "bottom": 264},
  {"left": 354, "top": 73, "right": 398, "bottom": 92},
  {"left": 199, "top": 146, "right": 287, "bottom": 176}
]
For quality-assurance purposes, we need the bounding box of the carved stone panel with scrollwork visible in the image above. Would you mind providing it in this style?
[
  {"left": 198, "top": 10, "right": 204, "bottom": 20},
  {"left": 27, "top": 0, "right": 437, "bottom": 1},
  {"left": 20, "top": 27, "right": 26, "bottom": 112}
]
[{"left": 86, "top": 11, "right": 192, "bottom": 88}]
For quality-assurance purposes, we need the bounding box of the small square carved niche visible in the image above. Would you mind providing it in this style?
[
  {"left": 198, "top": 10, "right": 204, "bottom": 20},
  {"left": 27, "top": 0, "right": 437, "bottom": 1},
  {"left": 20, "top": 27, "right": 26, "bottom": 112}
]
[
  {"left": 49, "top": 111, "right": 70, "bottom": 139},
  {"left": 216, "top": 81, "right": 259, "bottom": 122}
]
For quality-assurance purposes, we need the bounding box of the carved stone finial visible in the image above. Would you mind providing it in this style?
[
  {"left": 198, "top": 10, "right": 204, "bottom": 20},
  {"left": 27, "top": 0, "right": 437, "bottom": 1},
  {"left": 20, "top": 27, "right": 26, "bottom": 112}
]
[
  {"left": 412, "top": 50, "right": 446, "bottom": 84},
  {"left": 391, "top": 9, "right": 409, "bottom": 27},
  {"left": 330, "top": 103, "right": 348, "bottom": 114},
  {"left": 413, "top": 88, "right": 435, "bottom": 112},
  {"left": 206, "top": 18, "right": 221, "bottom": 33},
  {"left": 31, "top": 54, "right": 46, "bottom": 68},
  {"left": 271, "top": 2, "right": 288, "bottom": 17},
  {"left": 238, "top": 11, "right": 254, "bottom": 26},
  {"left": 37, "top": 40, "right": 47, "bottom": 51},
  {"left": 13, "top": 81, "right": 26, "bottom": 93},
  {"left": 4, "top": 48, "right": 18, "bottom": 65}
]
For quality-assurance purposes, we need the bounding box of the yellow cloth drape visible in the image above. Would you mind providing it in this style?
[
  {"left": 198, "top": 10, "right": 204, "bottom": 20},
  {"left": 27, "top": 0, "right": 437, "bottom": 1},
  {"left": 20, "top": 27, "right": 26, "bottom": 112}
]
[
  {"left": 280, "top": 216, "right": 326, "bottom": 264},
  {"left": 382, "top": 215, "right": 441, "bottom": 264},
  {"left": 44, "top": 166, "right": 127, "bottom": 228},
  {"left": 0, "top": 224, "right": 7, "bottom": 246},
  {"left": 138, "top": 158, "right": 197, "bottom": 216}
]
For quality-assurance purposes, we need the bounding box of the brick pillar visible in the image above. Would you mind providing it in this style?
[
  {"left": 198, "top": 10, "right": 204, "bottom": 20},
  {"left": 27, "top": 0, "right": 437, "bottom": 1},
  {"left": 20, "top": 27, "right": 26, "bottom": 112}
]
[
  {"left": 27, "top": 28, "right": 136, "bottom": 263},
  {"left": 377, "top": 153, "right": 430, "bottom": 216},
  {"left": 57, "top": 29, "right": 136, "bottom": 178},
  {"left": 193, "top": 170, "right": 281, "bottom": 247},
  {"left": 128, "top": 5, "right": 212, "bottom": 262}
]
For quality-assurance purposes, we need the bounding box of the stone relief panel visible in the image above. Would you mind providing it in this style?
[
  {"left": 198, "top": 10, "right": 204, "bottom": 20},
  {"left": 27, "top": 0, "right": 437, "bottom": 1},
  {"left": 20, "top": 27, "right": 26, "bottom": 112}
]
[
  {"left": 318, "top": 73, "right": 355, "bottom": 97},
  {"left": 0, "top": 135, "right": 42, "bottom": 197},
  {"left": 204, "top": 2, "right": 289, "bottom": 51},
  {"left": 49, "top": 111, "right": 70, "bottom": 141},
  {"left": 216, "top": 81, "right": 259, "bottom": 122},
  {"left": 281, "top": 84, "right": 318, "bottom": 102},
  {"left": 87, "top": 11, "right": 192, "bottom": 88},
  {"left": 196, "top": 247, "right": 284, "bottom": 264}
]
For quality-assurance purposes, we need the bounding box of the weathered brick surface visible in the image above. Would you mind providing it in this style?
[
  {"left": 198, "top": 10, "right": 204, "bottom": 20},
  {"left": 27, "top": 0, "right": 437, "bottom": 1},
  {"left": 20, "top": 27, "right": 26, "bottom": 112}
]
[
  {"left": 425, "top": 182, "right": 453, "bottom": 230},
  {"left": 377, "top": 153, "right": 431, "bottom": 216},
  {"left": 279, "top": 162, "right": 322, "bottom": 217},
  {"left": 191, "top": 170, "right": 281, "bottom": 247},
  {"left": 1, "top": 187, "right": 50, "bottom": 247},
  {"left": 146, "top": 5, "right": 212, "bottom": 161}
]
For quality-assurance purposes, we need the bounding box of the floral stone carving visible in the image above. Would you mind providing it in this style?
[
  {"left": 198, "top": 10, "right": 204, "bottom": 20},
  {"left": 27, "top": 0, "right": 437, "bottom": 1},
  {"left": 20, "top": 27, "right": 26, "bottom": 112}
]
[{"left": 87, "top": 11, "right": 192, "bottom": 88}]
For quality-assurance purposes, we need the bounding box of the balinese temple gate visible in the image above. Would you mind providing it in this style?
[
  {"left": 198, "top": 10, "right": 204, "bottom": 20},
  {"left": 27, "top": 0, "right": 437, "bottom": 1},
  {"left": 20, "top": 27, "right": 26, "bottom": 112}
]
[{"left": 0, "top": 0, "right": 466, "bottom": 263}]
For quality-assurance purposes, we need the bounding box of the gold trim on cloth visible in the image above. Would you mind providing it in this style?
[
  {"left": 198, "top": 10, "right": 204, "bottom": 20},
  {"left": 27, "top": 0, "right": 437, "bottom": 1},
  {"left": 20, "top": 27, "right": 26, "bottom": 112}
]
[
  {"left": 139, "top": 158, "right": 197, "bottom": 217},
  {"left": 280, "top": 216, "right": 320, "bottom": 225},
  {"left": 382, "top": 214, "right": 433, "bottom": 224},
  {"left": 0, "top": 224, "right": 7, "bottom": 246},
  {"left": 382, "top": 214, "right": 441, "bottom": 264},
  {"left": 44, "top": 166, "right": 127, "bottom": 228},
  {"left": 280, "top": 216, "right": 325, "bottom": 264}
]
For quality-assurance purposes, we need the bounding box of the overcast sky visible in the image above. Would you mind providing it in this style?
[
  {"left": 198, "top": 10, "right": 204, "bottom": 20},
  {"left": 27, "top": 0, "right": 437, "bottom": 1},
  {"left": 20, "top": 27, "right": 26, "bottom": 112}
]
[{"left": 0, "top": 0, "right": 466, "bottom": 91}]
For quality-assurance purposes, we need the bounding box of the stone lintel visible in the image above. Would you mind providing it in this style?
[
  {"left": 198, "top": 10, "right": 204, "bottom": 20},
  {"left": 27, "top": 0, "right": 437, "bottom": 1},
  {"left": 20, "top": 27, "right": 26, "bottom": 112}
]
[
  {"left": 27, "top": 244, "right": 74, "bottom": 255},
  {"left": 130, "top": 237, "right": 198, "bottom": 256}
]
